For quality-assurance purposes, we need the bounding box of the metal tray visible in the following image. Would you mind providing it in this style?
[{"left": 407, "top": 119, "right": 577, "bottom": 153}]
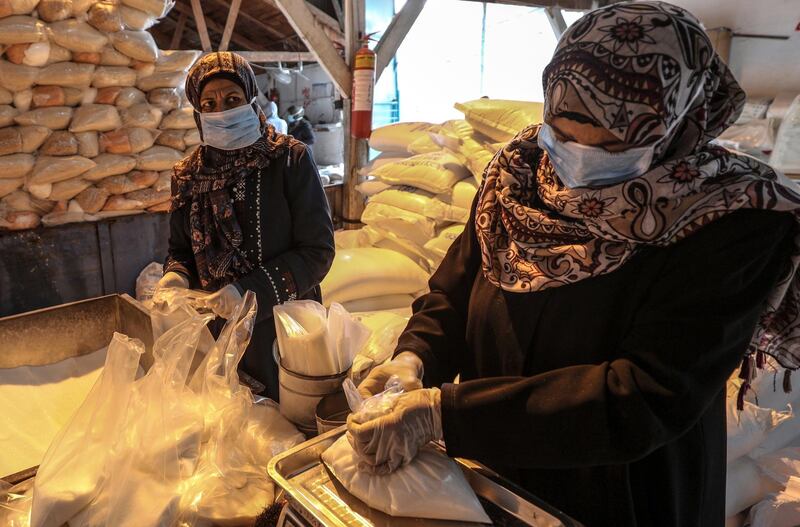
[{"left": 268, "top": 427, "right": 582, "bottom": 527}]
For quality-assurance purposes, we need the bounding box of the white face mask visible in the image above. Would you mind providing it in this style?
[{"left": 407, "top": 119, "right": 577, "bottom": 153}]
[
  {"left": 539, "top": 79, "right": 706, "bottom": 189},
  {"left": 199, "top": 98, "right": 262, "bottom": 150}
]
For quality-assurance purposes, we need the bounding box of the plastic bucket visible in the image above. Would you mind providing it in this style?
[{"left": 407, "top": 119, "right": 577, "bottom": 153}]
[
  {"left": 315, "top": 390, "right": 350, "bottom": 435},
  {"left": 273, "top": 342, "right": 348, "bottom": 431}
]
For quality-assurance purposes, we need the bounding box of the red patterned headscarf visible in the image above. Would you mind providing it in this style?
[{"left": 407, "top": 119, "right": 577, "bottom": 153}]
[{"left": 171, "top": 52, "right": 293, "bottom": 291}]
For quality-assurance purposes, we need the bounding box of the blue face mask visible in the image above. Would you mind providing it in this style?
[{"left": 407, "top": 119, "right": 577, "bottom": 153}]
[
  {"left": 539, "top": 80, "right": 705, "bottom": 189},
  {"left": 199, "top": 98, "right": 262, "bottom": 150}
]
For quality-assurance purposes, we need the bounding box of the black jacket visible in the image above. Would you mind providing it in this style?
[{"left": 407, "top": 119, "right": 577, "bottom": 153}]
[
  {"left": 397, "top": 203, "right": 795, "bottom": 527},
  {"left": 288, "top": 118, "right": 315, "bottom": 146},
  {"left": 166, "top": 142, "right": 335, "bottom": 398}
]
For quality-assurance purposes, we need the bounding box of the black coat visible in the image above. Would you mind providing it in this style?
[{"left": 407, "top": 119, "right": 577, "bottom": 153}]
[
  {"left": 397, "top": 203, "right": 795, "bottom": 527},
  {"left": 165, "top": 142, "right": 335, "bottom": 399},
  {"left": 288, "top": 118, "right": 315, "bottom": 146}
]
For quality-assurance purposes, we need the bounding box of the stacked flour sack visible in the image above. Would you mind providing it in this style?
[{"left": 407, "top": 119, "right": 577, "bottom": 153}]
[
  {"left": 322, "top": 99, "right": 543, "bottom": 314},
  {"left": 726, "top": 362, "right": 800, "bottom": 526},
  {"left": 0, "top": 0, "right": 202, "bottom": 231}
]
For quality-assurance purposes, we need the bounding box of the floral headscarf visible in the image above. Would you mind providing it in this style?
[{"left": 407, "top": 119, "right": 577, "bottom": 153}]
[
  {"left": 475, "top": 1, "right": 800, "bottom": 393},
  {"left": 171, "top": 52, "right": 293, "bottom": 291}
]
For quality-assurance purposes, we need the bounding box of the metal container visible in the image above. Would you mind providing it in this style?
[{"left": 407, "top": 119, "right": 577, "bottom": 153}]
[
  {"left": 315, "top": 390, "right": 350, "bottom": 435},
  {"left": 268, "top": 427, "right": 583, "bottom": 527},
  {"left": 273, "top": 342, "right": 349, "bottom": 433}
]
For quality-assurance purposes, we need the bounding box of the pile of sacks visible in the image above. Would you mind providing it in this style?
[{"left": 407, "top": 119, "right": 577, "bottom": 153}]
[
  {"left": 0, "top": 0, "right": 203, "bottom": 231},
  {"left": 726, "top": 361, "right": 800, "bottom": 526},
  {"left": 322, "top": 98, "right": 543, "bottom": 313}
]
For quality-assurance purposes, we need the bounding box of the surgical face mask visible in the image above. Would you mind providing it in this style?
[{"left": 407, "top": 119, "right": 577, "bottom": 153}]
[
  {"left": 199, "top": 98, "right": 262, "bottom": 150},
  {"left": 539, "top": 79, "right": 706, "bottom": 189}
]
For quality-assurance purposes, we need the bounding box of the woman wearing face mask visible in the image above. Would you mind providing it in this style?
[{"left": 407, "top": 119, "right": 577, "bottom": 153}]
[
  {"left": 159, "top": 52, "right": 334, "bottom": 400},
  {"left": 348, "top": 2, "right": 800, "bottom": 526}
]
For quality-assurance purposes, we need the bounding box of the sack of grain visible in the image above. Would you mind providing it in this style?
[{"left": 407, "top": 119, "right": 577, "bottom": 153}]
[
  {"left": 0, "top": 127, "right": 22, "bottom": 155},
  {"left": 49, "top": 20, "right": 109, "bottom": 53},
  {"left": 28, "top": 155, "right": 94, "bottom": 185},
  {"left": 81, "top": 87, "right": 97, "bottom": 104},
  {"left": 31, "top": 86, "right": 83, "bottom": 108},
  {"left": 14, "top": 106, "right": 73, "bottom": 129},
  {"left": 0, "top": 60, "right": 38, "bottom": 91},
  {"left": 369, "top": 122, "right": 441, "bottom": 154},
  {"left": 46, "top": 43, "right": 72, "bottom": 64},
  {"left": 160, "top": 106, "right": 194, "bottom": 129},
  {"left": 362, "top": 225, "right": 434, "bottom": 272},
  {"left": 103, "top": 193, "right": 143, "bottom": 211},
  {"left": 121, "top": 102, "right": 161, "bottom": 128},
  {"left": 370, "top": 151, "right": 471, "bottom": 194},
  {"left": 0, "top": 210, "right": 40, "bottom": 229},
  {"left": 0, "top": 16, "right": 46, "bottom": 44},
  {"left": 5, "top": 41, "right": 50, "bottom": 67},
  {"left": 154, "top": 129, "right": 184, "bottom": 151},
  {"left": 153, "top": 170, "right": 170, "bottom": 191},
  {"left": 115, "top": 86, "right": 147, "bottom": 108},
  {"left": 12, "top": 89, "right": 32, "bottom": 111},
  {"left": 424, "top": 224, "right": 465, "bottom": 267},
  {"left": 0, "top": 0, "right": 40, "bottom": 17},
  {"left": 155, "top": 49, "right": 200, "bottom": 73},
  {"left": 361, "top": 201, "right": 437, "bottom": 247},
  {"left": 38, "top": 0, "right": 73, "bottom": 22},
  {"left": 131, "top": 59, "right": 154, "bottom": 78},
  {"left": 0, "top": 177, "right": 24, "bottom": 197},
  {"left": 92, "top": 66, "right": 137, "bottom": 88},
  {"left": 88, "top": 1, "right": 124, "bottom": 33},
  {"left": 184, "top": 128, "right": 200, "bottom": 146},
  {"left": 120, "top": 5, "right": 157, "bottom": 30},
  {"left": 95, "top": 86, "right": 122, "bottom": 105},
  {"left": 40, "top": 130, "right": 78, "bottom": 156},
  {"left": 38, "top": 62, "right": 95, "bottom": 87},
  {"left": 26, "top": 181, "right": 51, "bottom": 199},
  {"left": 72, "top": 52, "right": 101, "bottom": 65},
  {"left": 147, "top": 87, "right": 181, "bottom": 111},
  {"left": 110, "top": 30, "right": 158, "bottom": 62},
  {"left": 451, "top": 179, "right": 478, "bottom": 210},
  {"left": 1, "top": 190, "right": 54, "bottom": 214},
  {"left": 125, "top": 187, "right": 168, "bottom": 207},
  {"left": 41, "top": 205, "right": 87, "bottom": 226},
  {"left": 135, "top": 145, "right": 182, "bottom": 171},
  {"left": 75, "top": 131, "right": 99, "bottom": 157},
  {"left": 97, "top": 169, "right": 157, "bottom": 194},
  {"left": 0, "top": 153, "right": 33, "bottom": 179},
  {"left": 370, "top": 185, "right": 469, "bottom": 224},
  {"left": 0, "top": 87, "right": 11, "bottom": 105},
  {"left": 48, "top": 177, "right": 91, "bottom": 200},
  {"left": 0, "top": 105, "right": 19, "bottom": 127},
  {"left": 20, "top": 125, "right": 50, "bottom": 152},
  {"left": 454, "top": 99, "right": 544, "bottom": 143},
  {"left": 70, "top": 104, "right": 122, "bottom": 132},
  {"left": 100, "top": 127, "right": 158, "bottom": 154},
  {"left": 74, "top": 185, "right": 109, "bottom": 213},
  {"left": 136, "top": 70, "right": 185, "bottom": 92},
  {"left": 146, "top": 200, "right": 169, "bottom": 212},
  {"left": 81, "top": 152, "right": 135, "bottom": 181},
  {"left": 99, "top": 46, "right": 132, "bottom": 67},
  {"left": 71, "top": 0, "right": 94, "bottom": 16},
  {"left": 119, "top": 0, "right": 172, "bottom": 18}
]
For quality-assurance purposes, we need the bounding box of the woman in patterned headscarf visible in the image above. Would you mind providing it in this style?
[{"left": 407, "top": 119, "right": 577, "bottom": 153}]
[
  {"left": 160, "top": 52, "right": 334, "bottom": 400},
  {"left": 348, "top": 2, "right": 800, "bottom": 525}
]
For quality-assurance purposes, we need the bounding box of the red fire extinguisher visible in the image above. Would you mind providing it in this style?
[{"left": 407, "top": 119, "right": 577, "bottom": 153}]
[{"left": 351, "top": 36, "right": 376, "bottom": 139}]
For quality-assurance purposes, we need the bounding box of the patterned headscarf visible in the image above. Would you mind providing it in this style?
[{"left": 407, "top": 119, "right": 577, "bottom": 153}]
[
  {"left": 171, "top": 52, "right": 293, "bottom": 291},
  {"left": 475, "top": 2, "right": 800, "bottom": 384}
]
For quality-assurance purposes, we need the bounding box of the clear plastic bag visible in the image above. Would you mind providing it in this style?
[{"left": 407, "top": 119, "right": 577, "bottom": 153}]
[{"left": 0, "top": 479, "right": 33, "bottom": 527}]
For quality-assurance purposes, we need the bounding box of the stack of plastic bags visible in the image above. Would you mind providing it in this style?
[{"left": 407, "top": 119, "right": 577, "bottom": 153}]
[
  {"left": 725, "top": 360, "right": 800, "bottom": 526},
  {"left": 0, "top": 290, "right": 306, "bottom": 527},
  {"left": 0, "top": 0, "right": 204, "bottom": 231}
]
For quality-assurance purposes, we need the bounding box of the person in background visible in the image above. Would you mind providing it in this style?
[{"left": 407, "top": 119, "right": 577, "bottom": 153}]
[
  {"left": 158, "top": 52, "right": 334, "bottom": 400},
  {"left": 348, "top": 2, "right": 800, "bottom": 526},
  {"left": 286, "top": 105, "right": 316, "bottom": 158},
  {"left": 264, "top": 100, "right": 288, "bottom": 135}
]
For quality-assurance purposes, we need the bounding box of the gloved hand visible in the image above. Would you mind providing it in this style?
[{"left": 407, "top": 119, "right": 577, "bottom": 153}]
[
  {"left": 357, "top": 351, "right": 424, "bottom": 399},
  {"left": 347, "top": 388, "right": 442, "bottom": 475},
  {"left": 200, "top": 284, "right": 243, "bottom": 319},
  {"left": 157, "top": 271, "right": 189, "bottom": 290}
]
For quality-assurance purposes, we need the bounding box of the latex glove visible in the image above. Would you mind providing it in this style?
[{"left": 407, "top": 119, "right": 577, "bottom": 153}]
[
  {"left": 357, "top": 351, "right": 423, "bottom": 399},
  {"left": 347, "top": 388, "right": 442, "bottom": 474},
  {"left": 200, "top": 284, "right": 242, "bottom": 319},
  {"left": 157, "top": 271, "right": 189, "bottom": 290}
]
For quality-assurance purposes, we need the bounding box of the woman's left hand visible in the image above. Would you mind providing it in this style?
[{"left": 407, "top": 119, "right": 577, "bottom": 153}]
[
  {"left": 201, "top": 284, "right": 243, "bottom": 319},
  {"left": 346, "top": 388, "right": 442, "bottom": 474}
]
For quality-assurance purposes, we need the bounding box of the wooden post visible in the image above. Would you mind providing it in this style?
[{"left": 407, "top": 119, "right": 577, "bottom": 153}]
[
  {"left": 170, "top": 12, "right": 187, "bottom": 49},
  {"left": 342, "top": 0, "right": 367, "bottom": 229},
  {"left": 219, "top": 0, "right": 243, "bottom": 51},
  {"left": 189, "top": 0, "right": 213, "bottom": 52}
]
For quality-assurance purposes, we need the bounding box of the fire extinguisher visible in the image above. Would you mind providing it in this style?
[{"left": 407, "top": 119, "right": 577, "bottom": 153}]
[{"left": 351, "top": 35, "right": 376, "bottom": 139}]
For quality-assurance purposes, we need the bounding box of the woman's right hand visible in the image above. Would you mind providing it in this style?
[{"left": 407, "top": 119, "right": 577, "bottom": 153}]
[
  {"left": 358, "top": 352, "right": 424, "bottom": 399},
  {"left": 157, "top": 271, "right": 190, "bottom": 290}
]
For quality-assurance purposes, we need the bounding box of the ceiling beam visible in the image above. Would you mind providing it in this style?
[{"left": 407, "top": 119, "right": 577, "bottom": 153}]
[
  {"left": 173, "top": 2, "right": 259, "bottom": 51},
  {"left": 189, "top": 0, "right": 212, "bottom": 51},
  {"left": 544, "top": 6, "right": 567, "bottom": 39},
  {"left": 206, "top": 0, "right": 288, "bottom": 41},
  {"left": 375, "top": 0, "right": 426, "bottom": 83},
  {"left": 271, "top": 0, "right": 351, "bottom": 97},
  {"left": 170, "top": 11, "right": 187, "bottom": 49},
  {"left": 233, "top": 51, "right": 316, "bottom": 63},
  {"left": 330, "top": 0, "right": 344, "bottom": 32},
  {"left": 219, "top": 0, "right": 243, "bottom": 51}
]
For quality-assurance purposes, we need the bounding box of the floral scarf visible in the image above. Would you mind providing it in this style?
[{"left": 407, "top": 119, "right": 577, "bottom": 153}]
[
  {"left": 171, "top": 52, "right": 292, "bottom": 291},
  {"left": 475, "top": 2, "right": 800, "bottom": 389}
]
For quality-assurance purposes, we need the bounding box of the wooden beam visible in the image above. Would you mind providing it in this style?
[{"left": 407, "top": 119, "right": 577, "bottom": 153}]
[
  {"left": 331, "top": 0, "right": 344, "bottom": 32},
  {"left": 189, "top": 0, "right": 212, "bottom": 52},
  {"left": 342, "top": 0, "right": 367, "bottom": 227},
  {"left": 234, "top": 51, "right": 316, "bottom": 63},
  {"left": 219, "top": 0, "right": 243, "bottom": 51},
  {"left": 207, "top": 0, "right": 287, "bottom": 41},
  {"left": 544, "top": 6, "right": 567, "bottom": 39},
  {"left": 305, "top": 2, "right": 343, "bottom": 34},
  {"left": 173, "top": 2, "right": 259, "bottom": 51},
  {"left": 170, "top": 11, "right": 187, "bottom": 49},
  {"left": 271, "top": 0, "right": 352, "bottom": 97},
  {"left": 375, "top": 0, "right": 426, "bottom": 83}
]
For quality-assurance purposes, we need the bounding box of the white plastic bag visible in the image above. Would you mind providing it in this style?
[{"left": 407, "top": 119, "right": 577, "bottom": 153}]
[
  {"left": 135, "top": 261, "right": 162, "bottom": 302},
  {"left": 350, "top": 311, "right": 409, "bottom": 385}
]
